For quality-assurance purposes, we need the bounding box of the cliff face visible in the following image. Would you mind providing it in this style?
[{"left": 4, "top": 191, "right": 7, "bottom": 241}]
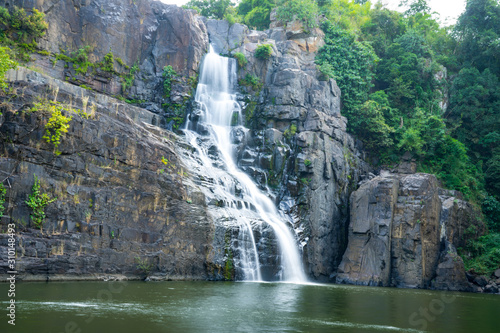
[
  {"left": 0, "top": 68, "right": 225, "bottom": 280},
  {"left": 0, "top": 1, "right": 487, "bottom": 290},
  {"left": 0, "top": 0, "right": 224, "bottom": 281},
  {"left": 0, "top": 0, "right": 208, "bottom": 123},
  {"left": 204, "top": 17, "right": 370, "bottom": 281},
  {"left": 336, "top": 172, "right": 485, "bottom": 291}
]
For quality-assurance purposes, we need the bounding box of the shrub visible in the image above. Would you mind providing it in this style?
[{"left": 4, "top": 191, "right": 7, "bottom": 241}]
[
  {"left": 233, "top": 52, "right": 247, "bottom": 68},
  {"left": 0, "top": 46, "right": 17, "bottom": 91},
  {"left": 121, "top": 63, "right": 139, "bottom": 92},
  {"left": 31, "top": 100, "right": 73, "bottom": 155},
  {"left": 460, "top": 233, "right": 500, "bottom": 275},
  {"left": 316, "top": 62, "right": 334, "bottom": 81},
  {"left": 255, "top": 44, "right": 273, "bottom": 60},
  {"left": 275, "top": 0, "right": 319, "bottom": 29},
  {"left": 162, "top": 65, "right": 177, "bottom": 98},
  {"left": 102, "top": 51, "right": 114, "bottom": 72},
  {"left": 239, "top": 73, "right": 262, "bottom": 91},
  {"left": 25, "top": 174, "right": 56, "bottom": 228},
  {"left": 283, "top": 123, "right": 297, "bottom": 140}
]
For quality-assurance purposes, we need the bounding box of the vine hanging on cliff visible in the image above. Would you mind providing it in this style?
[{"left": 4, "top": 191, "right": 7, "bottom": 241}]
[
  {"left": 163, "top": 65, "right": 177, "bottom": 99},
  {"left": 25, "top": 174, "right": 56, "bottom": 229}
]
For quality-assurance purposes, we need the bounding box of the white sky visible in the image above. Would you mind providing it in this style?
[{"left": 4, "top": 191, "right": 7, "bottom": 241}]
[
  {"left": 159, "top": 0, "right": 466, "bottom": 26},
  {"left": 381, "top": 0, "right": 466, "bottom": 26}
]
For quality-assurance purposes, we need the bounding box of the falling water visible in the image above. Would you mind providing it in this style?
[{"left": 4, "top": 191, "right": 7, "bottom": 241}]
[{"left": 183, "top": 46, "right": 306, "bottom": 283}]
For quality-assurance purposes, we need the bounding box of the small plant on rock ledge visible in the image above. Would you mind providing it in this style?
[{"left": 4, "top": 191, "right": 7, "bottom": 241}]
[
  {"left": 25, "top": 174, "right": 56, "bottom": 229},
  {"left": 31, "top": 99, "right": 73, "bottom": 155},
  {"left": 233, "top": 52, "right": 247, "bottom": 68},
  {"left": 135, "top": 257, "right": 154, "bottom": 278},
  {"left": 255, "top": 44, "right": 273, "bottom": 60},
  {"left": 162, "top": 65, "right": 177, "bottom": 99}
]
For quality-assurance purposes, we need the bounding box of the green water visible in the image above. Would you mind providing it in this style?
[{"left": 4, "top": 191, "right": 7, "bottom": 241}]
[{"left": 0, "top": 281, "right": 498, "bottom": 332}]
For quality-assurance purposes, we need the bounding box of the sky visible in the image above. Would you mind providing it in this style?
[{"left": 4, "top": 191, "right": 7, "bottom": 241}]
[{"left": 159, "top": 0, "right": 467, "bottom": 26}]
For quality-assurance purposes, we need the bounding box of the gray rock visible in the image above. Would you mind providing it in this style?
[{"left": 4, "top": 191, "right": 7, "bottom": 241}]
[
  {"left": 484, "top": 284, "right": 499, "bottom": 294},
  {"left": 474, "top": 275, "right": 489, "bottom": 287},
  {"left": 0, "top": 72, "right": 225, "bottom": 281},
  {"left": 337, "top": 172, "right": 485, "bottom": 291}
]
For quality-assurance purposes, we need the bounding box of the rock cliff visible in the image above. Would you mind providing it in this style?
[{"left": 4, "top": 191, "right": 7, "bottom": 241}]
[
  {"left": 203, "top": 16, "right": 370, "bottom": 281},
  {"left": 0, "top": 67, "right": 227, "bottom": 280},
  {"left": 0, "top": 1, "right": 488, "bottom": 291},
  {"left": 0, "top": 0, "right": 208, "bottom": 125},
  {"left": 336, "top": 172, "right": 485, "bottom": 291}
]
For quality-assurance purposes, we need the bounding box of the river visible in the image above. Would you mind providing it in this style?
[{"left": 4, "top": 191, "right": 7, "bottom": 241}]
[{"left": 1, "top": 281, "right": 498, "bottom": 332}]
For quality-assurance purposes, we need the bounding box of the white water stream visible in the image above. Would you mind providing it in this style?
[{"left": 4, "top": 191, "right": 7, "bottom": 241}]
[{"left": 183, "top": 46, "right": 306, "bottom": 282}]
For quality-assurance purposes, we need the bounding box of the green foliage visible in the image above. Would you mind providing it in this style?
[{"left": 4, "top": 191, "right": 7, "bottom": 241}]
[
  {"left": 162, "top": 65, "right": 177, "bottom": 99},
  {"left": 25, "top": 174, "right": 56, "bottom": 228},
  {"left": 223, "top": 5, "right": 241, "bottom": 25},
  {"left": 239, "top": 73, "right": 262, "bottom": 91},
  {"left": 320, "top": 0, "right": 372, "bottom": 32},
  {"left": 238, "top": 0, "right": 274, "bottom": 30},
  {"left": 283, "top": 123, "right": 297, "bottom": 140},
  {"left": 115, "top": 57, "right": 126, "bottom": 67},
  {"left": 0, "top": 6, "right": 48, "bottom": 62},
  {"left": 31, "top": 100, "right": 73, "bottom": 155},
  {"left": 121, "top": 63, "right": 139, "bottom": 92},
  {"left": 164, "top": 102, "right": 186, "bottom": 130},
  {"left": 0, "top": 183, "right": 6, "bottom": 217},
  {"left": 233, "top": 52, "right": 247, "bottom": 68},
  {"left": 70, "top": 46, "right": 93, "bottom": 74},
  {"left": 275, "top": 0, "right": 319, "bottom": 29},
  {"left": 102, "top": 51, "right": 114, "bottom": 72},
  {"left": 0, "top": 46, "right": 17, "bottom": 91},
  {"left": 255, "top": 43, "right": 272, "bottom": 60},
  {"left": 184, "top": 0, "right": 232, "bottom": 20},
  {"left": 352, "top": 100, "right": 395, "bottom": 153},
  {"left": 135, "top": 257, "right": 154, "bottom": 277},
  {"left": 316, "top": 21, "right": 378, "bottom": 120},
  {"left": 316, "top": 62, "right": 334, "bottom": 81},
  {"left": 454, "top": 0, "right": 500, "bottom": 76},
  {"left": 482, "top": 195, "right": 500, "bottom": 233},
  {"left": 304, "top": 159, "right": 312, "bottom": 167},
  {"left": 460, "top": 233, "right": 500, "bottom": 275},
  {"left": 447, "top": 67, "right": 500, "bottom": 197}
]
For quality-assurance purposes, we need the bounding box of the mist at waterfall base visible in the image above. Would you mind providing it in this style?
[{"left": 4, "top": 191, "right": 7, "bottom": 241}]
[{"left": 182, "top": 46, "right": 306, "bottom": 282}]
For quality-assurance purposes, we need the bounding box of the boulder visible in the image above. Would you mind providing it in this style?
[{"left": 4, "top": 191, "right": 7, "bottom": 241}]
[{"left": 337, "top": 172, "right": 485, "bottom": 291}]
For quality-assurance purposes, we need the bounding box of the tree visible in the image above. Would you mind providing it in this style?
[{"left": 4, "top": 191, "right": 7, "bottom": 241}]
[
  {"left": 399, "top": 0, "right": 431, "bottom": 16},
  {"left": 316, "top": 21, "right": 378, "bottom": 120},
  {"left": 275, "top": 0, "right": 319, "bottom": 29},
  {"left": 184, "top": 0, "right": 233, "bottom": 20},
  {"left": 454, "top": 0, "right": 500, "bottom": 76},
  {"left": 237, "top": 0, "right": 274, "bottom": 30}
]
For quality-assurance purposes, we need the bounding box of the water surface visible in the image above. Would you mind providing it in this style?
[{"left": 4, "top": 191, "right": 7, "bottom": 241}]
[{"left": 1, "top": 281, "right": 498, "bottom": 332}]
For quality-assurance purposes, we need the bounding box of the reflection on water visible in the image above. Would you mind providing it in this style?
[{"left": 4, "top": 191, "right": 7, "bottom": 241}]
[{"left": 0, "top": 281, "right": 498, "bottom": 333}]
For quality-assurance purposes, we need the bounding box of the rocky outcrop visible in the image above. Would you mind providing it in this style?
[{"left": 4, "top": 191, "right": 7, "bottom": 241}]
[
  {"left": 336, "top": 172, "right": 485, "bottom": 291},
  {"left": 205, "top": 15, "right": 370, "bottom": 281},
  {"left": 3, "top": 0, "right": 208, "bottom": 125},
  {"left": 0, "top": 67, "right": 228, "bottom": 281}
]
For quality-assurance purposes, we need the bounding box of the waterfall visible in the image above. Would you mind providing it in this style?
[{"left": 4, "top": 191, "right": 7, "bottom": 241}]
[{"left": 183, "top": 46, "right": 307, "bottom": 283}]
